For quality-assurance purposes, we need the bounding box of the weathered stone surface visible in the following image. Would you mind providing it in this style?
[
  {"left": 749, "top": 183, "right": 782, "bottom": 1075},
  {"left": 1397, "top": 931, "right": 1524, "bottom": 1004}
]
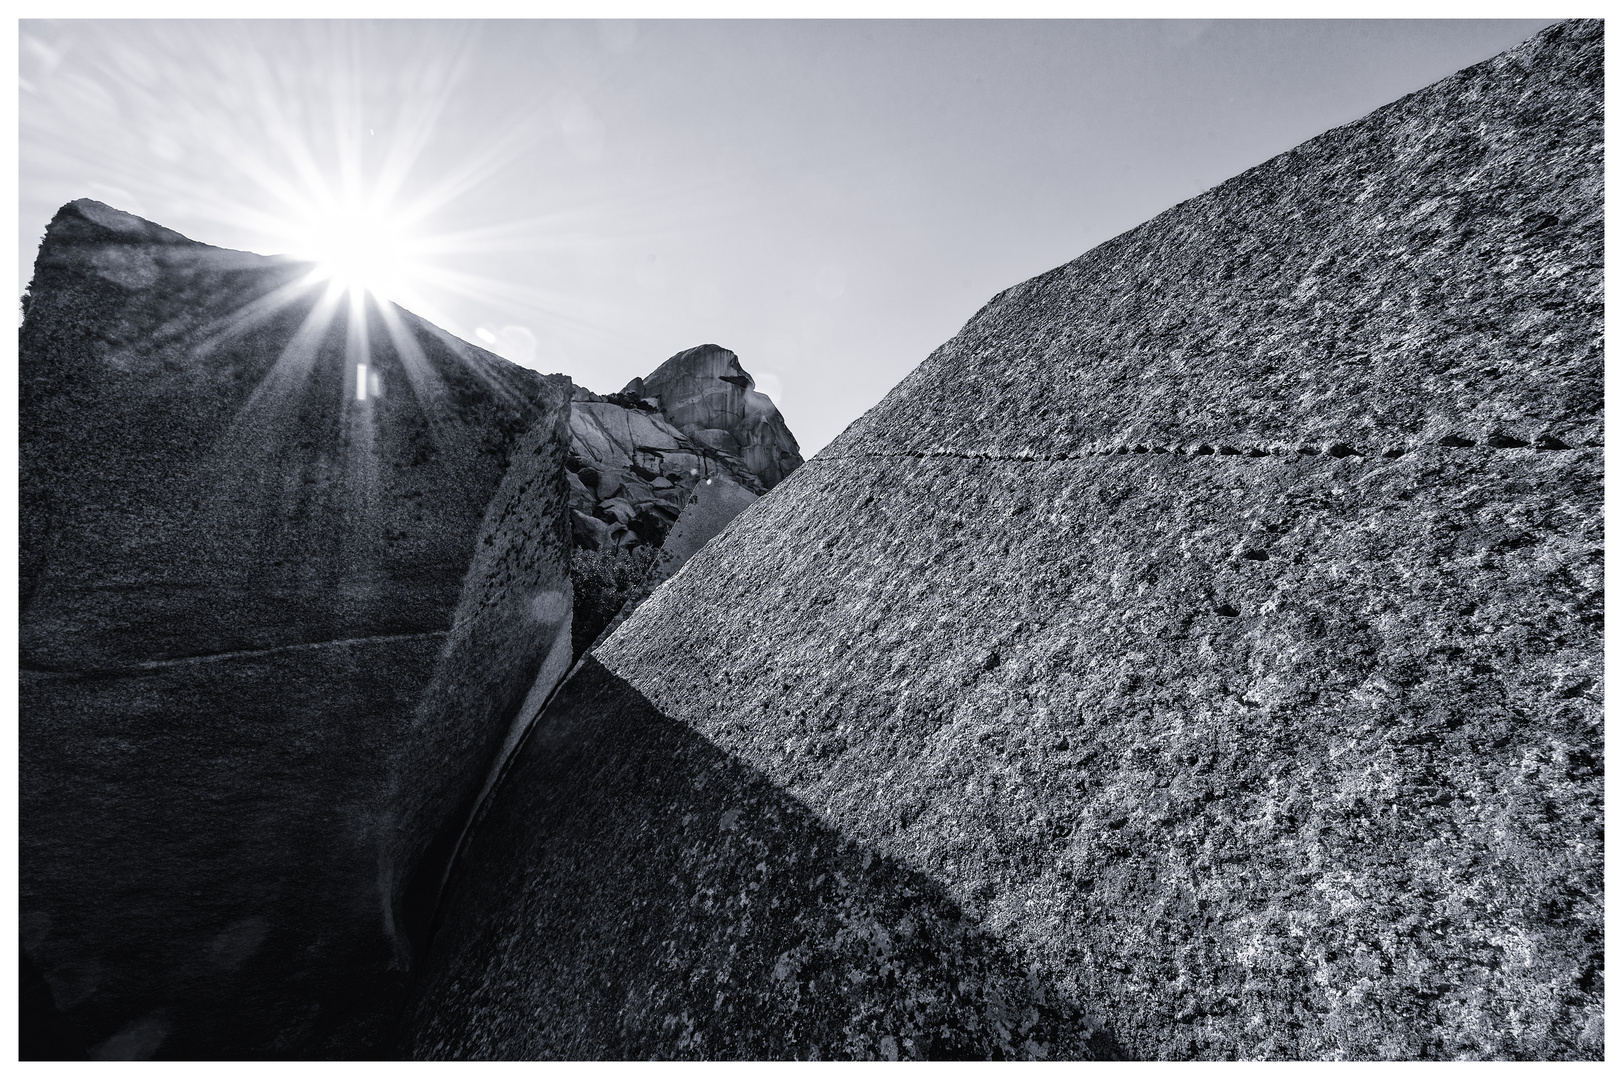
[
  {"left": 562, "top": 348, "right": 803, "bottom": 660},
  {"left": 402, "top": 658, "right": 1110, "bottom": 1062},
  {"left": 18, "top": 200, "right": 574, "bottom": 1058},
  {"left": 570, "top": 474, "right": 763, "bottom": 661},
  {"left": 564, "top": 378, "right": 769, "bottom": 561},
  {"left": 637, "top": 343, "right": 803, "bottom": 488},
  {"left": 651, "top": 474, "right": 761, "bottom": 587},
  {"left": 382, "top": 406, "right": 576, "bottom": 968},
  {"left": 404, "top": 22, "right": 1601, "bottom": 1060}
]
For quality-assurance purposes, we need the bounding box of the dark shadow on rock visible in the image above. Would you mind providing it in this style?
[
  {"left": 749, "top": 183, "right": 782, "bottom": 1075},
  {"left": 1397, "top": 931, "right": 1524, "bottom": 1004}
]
[
  {"left": 20, "top": 951, "right": 86, "bottom": 1060},
  {"left": 19, "top": 199, "right": 569, "bottom": 1059},
  {"left": 400, "top": 658, "right": 1121, "bottom": 1061}
]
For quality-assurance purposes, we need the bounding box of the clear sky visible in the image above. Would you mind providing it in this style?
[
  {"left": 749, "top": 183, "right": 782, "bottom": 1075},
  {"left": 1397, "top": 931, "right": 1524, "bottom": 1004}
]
[{"left": 19, "top": 19, "right": 1554, "bottom": 455}]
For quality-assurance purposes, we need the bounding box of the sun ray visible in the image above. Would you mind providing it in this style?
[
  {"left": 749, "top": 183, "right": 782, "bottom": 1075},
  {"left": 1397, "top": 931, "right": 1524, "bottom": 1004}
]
[
  {"left": 217, "top": 279, "right": 347, "bottom": 453},
  {"left": 373, "top": 296, "right": 458, "bottom": 451},
  {"left": 23, "top": 19, "right": 759, "bottom": 389},
  {"left": 188, "top": 265, "right": 331, "bottom": 358},
  {"left": 402, "top": 310, "right": 542, "bottom": 412}
]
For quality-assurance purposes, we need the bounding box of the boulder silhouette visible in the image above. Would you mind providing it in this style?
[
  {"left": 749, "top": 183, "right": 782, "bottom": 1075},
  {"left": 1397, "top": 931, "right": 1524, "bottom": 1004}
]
[
  {"left": 19, "top": 200, "right": 575, "bottom": 1058},
  {"left": 402, "top": 21, "right": 1601, "bottom": 1060}
]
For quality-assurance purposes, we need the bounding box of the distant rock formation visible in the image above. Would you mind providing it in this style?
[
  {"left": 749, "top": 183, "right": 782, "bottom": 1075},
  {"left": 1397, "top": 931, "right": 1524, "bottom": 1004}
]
[
  {"left": 626, "top": 343, "right": 803, "bottom": 488},
  {"left": 403, "top": 21, "right": 1602, "bottom": 1061},
  {"left": 562, "top": 346, "right": 799, "bottom": 657},
  {"left": 18, "top": 201, "right": 575, "bottom": 1058}
]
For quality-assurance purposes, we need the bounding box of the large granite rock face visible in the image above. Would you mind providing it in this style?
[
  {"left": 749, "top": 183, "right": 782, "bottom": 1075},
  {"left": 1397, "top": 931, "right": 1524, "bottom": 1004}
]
[
  {"left": 19, "top": 200, "right": 575, "bottom": 1058},
  {"left": 403, "top": 21, "right": 1602, "bottom": 1061}
]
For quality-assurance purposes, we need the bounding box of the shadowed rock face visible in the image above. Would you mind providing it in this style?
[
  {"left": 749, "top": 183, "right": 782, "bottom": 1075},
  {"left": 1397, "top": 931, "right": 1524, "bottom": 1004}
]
[
  {"left": 568, "top": 473, "right": 762, "bottom": 664},
  {"left": 402, "top": 659, "right": 1111, "bottom": 1062},
  {"left": 405, "top": 21, "right": 1602, "bottom": 1060},
  {"left": 19, "top": 200, "right": 574, "bottom": 1059}
]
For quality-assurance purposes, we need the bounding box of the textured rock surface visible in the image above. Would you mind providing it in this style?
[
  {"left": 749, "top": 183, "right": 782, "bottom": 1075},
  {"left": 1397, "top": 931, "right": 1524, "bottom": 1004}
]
[
  {"left": 650, "top": 474, "right": 762, "bottom": 587},
  {"left": 563, "top": 348, "right": 801, "bottom": 658},
  {"left": 382, "top": 407, "right": 576, "bottom": 964},
  {"left": 404, "top": 22, "right": 1602, "bottom": 1060},
  {"left": 631, "top": 344, "right": 803, "bottom": 489},
  {"left": 572, "top": 474, "right": 762, "bottom": 661},
  {"left": 564, "top": 391, "right": 711, "bottom": 554},
  {"left": 18, "top": 201, "right": 574, "bottom": 1058},
  {"left": 403, "top": 658, "right": 1109, "bottom": 1062}
]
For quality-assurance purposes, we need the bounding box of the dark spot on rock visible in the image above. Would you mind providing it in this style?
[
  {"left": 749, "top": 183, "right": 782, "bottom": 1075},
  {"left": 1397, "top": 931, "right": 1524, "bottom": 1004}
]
[
  {"left": 1242, "top": 549, "right": 1269, "bottom": 561},
  {"left": 1298, "top": 446, "right": 1320, "bottom": 455},
  {"left": 1327, "top": 443, "right": 1360, "bottom": 458},
  {"left": 1246, "top": 448, "right": 1269, "bottom": 458},
  {"left": 1218, "top": 446, "right": 1240, "bottom": 456},
  {"left": 1487, "top": 434, "right": 1530, "bottom": 449},
  {"left": 1382, "top": 448, "right": 1406, "bottom": 459},
  {"left": 1557, "top": 677, "right": 1594, "bottom": 699},
  {"left": 1213, "top": 603, "right": 1240, "bottom": 617},
  {"left": 1194, "top": 445, "right": 1216, "bottom": 456},
  {"left": 1535, "top": 434, "right": 1573, "bottom": 451},
  {"left": 1524, "top": 211, "right": 1560, "bottom": 233},
  {"left": 1105, "top": 814, "right": 1128, "bottom": 830},
  {"left": 1439, "top": 435, "right": 1477, "bottom": 448}
]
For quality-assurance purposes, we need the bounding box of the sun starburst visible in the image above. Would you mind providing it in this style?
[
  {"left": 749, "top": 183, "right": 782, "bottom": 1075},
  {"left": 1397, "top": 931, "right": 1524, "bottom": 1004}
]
[{"left": 293, "top": 199, "right": 414, "bottom": 302}]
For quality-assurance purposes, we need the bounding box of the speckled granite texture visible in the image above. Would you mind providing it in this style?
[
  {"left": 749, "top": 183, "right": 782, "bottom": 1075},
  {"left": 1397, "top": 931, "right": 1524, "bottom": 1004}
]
[
  {"left": 404, "top": 21, "right": 1601, "bottom": 1060},
  {"left": 19, "top": 201, "right": 573, "bottom": 1058}
]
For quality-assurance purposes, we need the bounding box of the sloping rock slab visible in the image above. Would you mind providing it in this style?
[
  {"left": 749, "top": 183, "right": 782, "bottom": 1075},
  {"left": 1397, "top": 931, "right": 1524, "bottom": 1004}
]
[
  {"left": 18, "top": 201, "right": 573, "bottom": 1059},
  {"left": 652, "top": 474, "right": 762, "bottom": 585},
  {"left": 822, "top": 24, "right": 1601, "bottom": 463},
  {"left": 400, "top": 658, "right": 1110, "bottom": 1061},
  {"left": 402, "top": 21, "right": 1601, "bottom": 1060}
]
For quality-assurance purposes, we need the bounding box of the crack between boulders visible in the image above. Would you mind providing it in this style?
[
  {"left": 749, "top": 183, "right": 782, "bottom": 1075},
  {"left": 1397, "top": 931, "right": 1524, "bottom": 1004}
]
[{"left": 20, "top": 629, "right": 451, "bottom": 680}]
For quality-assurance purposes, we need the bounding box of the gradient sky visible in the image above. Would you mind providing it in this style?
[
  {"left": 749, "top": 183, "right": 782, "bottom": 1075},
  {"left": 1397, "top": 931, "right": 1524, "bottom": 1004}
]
[{"left": 19, "top": 19, "right": 1554, "bottom": 455}]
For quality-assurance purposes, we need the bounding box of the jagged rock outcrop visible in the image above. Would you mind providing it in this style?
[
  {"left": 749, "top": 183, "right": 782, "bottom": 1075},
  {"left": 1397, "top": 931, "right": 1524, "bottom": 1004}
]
[
  {"left": 626, "top": 343, "right": 803, "bottom": 489},
  {"left": 564, "top": 385, "right": 750, "bottom": 554},
  {"left": 562, "top": 347, "right": 799, "bottom": 657},
  {"left": 572, "top": 472, "right": 762, "bottom": 660},
  {"left": 403, "top": 21, "right": 1602, "bottom": 1061},
  {"left": 18, "top": 201, "right": 575, "bottom": 1058}
]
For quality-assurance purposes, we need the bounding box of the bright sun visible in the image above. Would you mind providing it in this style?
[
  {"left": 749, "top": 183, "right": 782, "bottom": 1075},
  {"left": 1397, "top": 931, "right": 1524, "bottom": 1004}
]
[{"left": 297, "top": 202, "right": 412, "bottom": 301}]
